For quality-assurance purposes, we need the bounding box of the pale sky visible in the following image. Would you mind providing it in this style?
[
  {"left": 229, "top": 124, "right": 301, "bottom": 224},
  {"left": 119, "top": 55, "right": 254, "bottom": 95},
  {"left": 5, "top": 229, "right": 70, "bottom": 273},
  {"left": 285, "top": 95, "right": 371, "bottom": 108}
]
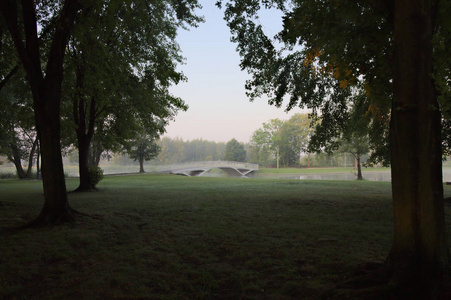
[{"left": 164, "top": 1, "right": 303, "bottom": 143}]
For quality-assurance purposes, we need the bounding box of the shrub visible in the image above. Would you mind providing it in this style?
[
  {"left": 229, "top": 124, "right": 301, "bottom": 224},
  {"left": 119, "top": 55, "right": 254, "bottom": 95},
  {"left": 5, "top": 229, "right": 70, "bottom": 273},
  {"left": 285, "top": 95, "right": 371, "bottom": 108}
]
[
  {"left": 0, "top": 172, "right": 17, "bottom": 179},
  {"left": 89, "top": 166, "right": 104, "bottom": 187}
]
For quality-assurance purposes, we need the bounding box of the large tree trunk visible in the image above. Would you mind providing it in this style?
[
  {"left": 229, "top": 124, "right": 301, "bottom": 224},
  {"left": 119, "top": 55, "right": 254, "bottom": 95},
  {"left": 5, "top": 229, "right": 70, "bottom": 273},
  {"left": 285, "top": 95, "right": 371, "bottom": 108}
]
[
  {"left": 76, "top": 135, "right": 94, "bottom": 191},
  {"left": 0, "top": 0, "right": 81, "bottom": 225},
  {"left": 73, "top": 62, "right": 96, "bottom": 191},
  {"left": 388, "top": 0, "right": 449, "bottom": 296},
  {"left": 33, "top": 93, "right": 73, "bottom": 224}
]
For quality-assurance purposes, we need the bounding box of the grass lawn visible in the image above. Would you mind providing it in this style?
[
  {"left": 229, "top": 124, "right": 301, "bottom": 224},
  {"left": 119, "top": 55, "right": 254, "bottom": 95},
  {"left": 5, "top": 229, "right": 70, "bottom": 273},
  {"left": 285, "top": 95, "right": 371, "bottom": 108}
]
[
  {"left": 257, "top": 167, "right": 391, "bottom": 174},
  {"left": 1, "top": 175, "right": 450, "bottom": 299}
]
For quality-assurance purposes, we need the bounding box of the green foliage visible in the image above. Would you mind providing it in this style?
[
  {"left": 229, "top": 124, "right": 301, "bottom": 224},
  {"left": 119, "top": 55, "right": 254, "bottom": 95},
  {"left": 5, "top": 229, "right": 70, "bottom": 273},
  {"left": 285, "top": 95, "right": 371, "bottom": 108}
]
[
  {"left": 218, "top": 0, "right": 395, "bottom": 164},
  {"left": 60, "top": 0, "right": 202, "bottom": 169},
  {"left": 224, "top": 138, "right": 246, "bottom": 162},
  {"left": 0, "top": 69, "right": 38, "bottom": 178},
  {"left": 250, "top": 114, "right": 314, "bottom": 167},
  {"left": 157, "top": 137, "right": 227, "bottom": 163},
  {"left": 88, "top": 166, "right": 104, "bottom": 187}
]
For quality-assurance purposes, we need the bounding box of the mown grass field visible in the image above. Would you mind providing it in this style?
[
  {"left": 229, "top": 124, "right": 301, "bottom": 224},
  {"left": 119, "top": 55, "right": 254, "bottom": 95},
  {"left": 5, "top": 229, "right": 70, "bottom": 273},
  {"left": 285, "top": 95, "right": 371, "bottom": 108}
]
[
  {"left": 1, "top": 174, "right": 450, "bottom": 299},
  {"left": 257, "top": 167, "right": 391, "bottom": 174}
]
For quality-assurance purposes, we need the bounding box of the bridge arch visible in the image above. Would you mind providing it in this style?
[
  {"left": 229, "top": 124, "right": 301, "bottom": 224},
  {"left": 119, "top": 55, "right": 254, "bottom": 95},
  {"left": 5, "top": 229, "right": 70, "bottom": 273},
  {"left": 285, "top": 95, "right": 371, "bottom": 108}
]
[{"left": 156, "top": 161, "right": 258, "bottom": 177}]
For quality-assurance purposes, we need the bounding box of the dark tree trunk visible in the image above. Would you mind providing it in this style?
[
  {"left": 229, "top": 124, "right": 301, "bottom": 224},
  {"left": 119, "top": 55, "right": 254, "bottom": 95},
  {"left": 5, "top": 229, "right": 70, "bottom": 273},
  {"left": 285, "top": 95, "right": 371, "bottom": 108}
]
[
  {"left": 0, "top": 0, "right": 81, "bottom": 225},
  {"left": 139, "top": 157, "right": 145, "bottom": 173},
  {"left": 89, "top": 141, "right": 103, "bottom": 167},
  {"left": 388, "top": 0, "right": 449, "bottom": 296},
  {"left": 73, "top": 61, "right": 96, "bottom": 191},
  {"left": 0, "top": 64, "right": 20, "bottom": 91},
  {"left": 9, "top": 146, "right": 26, "bottom": 179},
  {"left": 33, "top": 90, "right": 73, "bottom": 223},
  {"left": 36, "top": 141, "right": 40, "bottom": 179},
  {"left": 26, "top": 137, "right": 38, "bottom": 178},
  {"left": 76, "top": 135, "right": 94, "bottom": 191},
  {"left": 356, "top": 155, "right": 363, "bottom": 180}
]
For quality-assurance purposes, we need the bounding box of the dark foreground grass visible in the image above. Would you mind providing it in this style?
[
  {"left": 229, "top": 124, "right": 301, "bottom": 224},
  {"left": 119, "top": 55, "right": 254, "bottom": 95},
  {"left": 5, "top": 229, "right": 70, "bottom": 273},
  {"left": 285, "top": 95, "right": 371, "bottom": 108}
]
[{"left": 1, "top": 175, "right": 450, "bottom": 299}]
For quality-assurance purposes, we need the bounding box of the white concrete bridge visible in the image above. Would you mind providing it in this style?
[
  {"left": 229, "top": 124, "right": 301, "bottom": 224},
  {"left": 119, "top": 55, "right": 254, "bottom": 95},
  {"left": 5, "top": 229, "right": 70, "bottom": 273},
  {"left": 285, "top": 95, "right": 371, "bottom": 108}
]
[{"left": 157, "top": 161, "right": 259, "bottom": 177}]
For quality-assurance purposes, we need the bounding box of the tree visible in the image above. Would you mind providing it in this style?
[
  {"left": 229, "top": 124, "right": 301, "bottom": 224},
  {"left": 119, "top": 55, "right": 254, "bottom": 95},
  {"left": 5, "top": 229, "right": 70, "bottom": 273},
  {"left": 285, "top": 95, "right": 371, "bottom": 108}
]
[
  {"left": 0, "top": 0, "right": 201, "bottom": 224},
  {"left": 224, "top": 138, "right": 246, "bottom": 162},
  {"left": 219, "top": 0, "right": 449, "bottom": 295},
  {"left": 61, "top": 0, "right": 197, "bottom": 191},
  {"left": 0, "top": 72, "right": 38, "bottom": 179},
  {"left": 339, "top": 135, "right": 369, "bottom": 180},
  {"left": 279, "top": 113, "right": 313, "bottom": 167},
  {"left": 1, "top": 0, "right": 82, "bottom": 225},
  {"left": 262, "top": 119, "right": 284, "bottom": 168},
  {"left": 249, "top": 128, "right": 271, "bottom": 166},
  {"left": 128, "top": 133, "right": 161, "bottom": 173}
]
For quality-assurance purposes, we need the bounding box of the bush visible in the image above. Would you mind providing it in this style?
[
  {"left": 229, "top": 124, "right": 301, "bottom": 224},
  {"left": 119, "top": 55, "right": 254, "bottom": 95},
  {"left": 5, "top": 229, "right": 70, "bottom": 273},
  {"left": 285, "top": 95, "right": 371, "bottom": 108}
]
[
  {"left": 0, "top": 172, "right": 17, "bottom": 179},
  {"left": 89, "top": 166, "right": 104, "bottom": 187}
]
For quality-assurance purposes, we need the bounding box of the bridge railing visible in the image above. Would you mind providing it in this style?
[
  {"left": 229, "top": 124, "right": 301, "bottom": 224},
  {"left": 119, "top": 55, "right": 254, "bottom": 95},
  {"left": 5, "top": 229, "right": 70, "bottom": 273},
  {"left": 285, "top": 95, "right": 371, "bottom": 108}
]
[{"left": 154, "top": 161, "right": 259, "bottom": 172}]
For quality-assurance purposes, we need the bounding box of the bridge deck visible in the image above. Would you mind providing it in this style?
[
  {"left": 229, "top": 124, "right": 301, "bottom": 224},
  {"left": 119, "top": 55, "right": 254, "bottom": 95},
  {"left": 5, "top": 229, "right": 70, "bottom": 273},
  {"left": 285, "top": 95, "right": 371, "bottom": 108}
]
[{"left": 162, "top": 161, "right": 258, "bottom": 177}]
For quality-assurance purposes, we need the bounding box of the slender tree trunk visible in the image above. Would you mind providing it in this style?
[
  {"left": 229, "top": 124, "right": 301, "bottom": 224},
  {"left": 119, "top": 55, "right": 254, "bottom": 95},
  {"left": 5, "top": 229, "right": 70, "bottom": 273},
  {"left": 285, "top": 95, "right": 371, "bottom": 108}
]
[
  {"left": 26, "top": 137, "right": 38, "bottom": 178},
  {"left": 356, "top": 155, "right": 363, "bottom": 180},
  {"left": 387, "top": 0, "right": 449, "bottom": 296},
  {"left": 8, "top": 143, "right": 27, "bottom": 178},
  {"left": 139, "top": 157, "right": 145, "bottom": 173},
  {"left": 307, "top": 152, "right": 310, "bottom": 168},
  {"left": 36, "top": 141, "right": 40, "bottom": 179},
  {"left": 10, "top": 153, "right": 26, "bottom": 179}
]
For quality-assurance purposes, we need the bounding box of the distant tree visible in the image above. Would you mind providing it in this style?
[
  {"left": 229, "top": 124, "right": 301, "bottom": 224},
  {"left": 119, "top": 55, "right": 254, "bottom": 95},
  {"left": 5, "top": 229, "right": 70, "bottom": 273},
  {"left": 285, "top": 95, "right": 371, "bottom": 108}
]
[
  {"left": 224, "top": 138, "right": 246, "bottom": 162},
  {"left": 253, "top": 119, "right": 284, "bottom": 168},
  {"left": 249, "top": 128, "right": 271, "bottom": 166},
  {"left": 128, "top": 134, "right": 161, "bottom": 173},
  {"left": 310, "top": 93, "right": 371, "bottom": 179},
  {"left": 279, "top": 114, "right": 314, "bottom": 167},
  {"left": 339, "top": 135, "right": 369, "bottom": 180}
]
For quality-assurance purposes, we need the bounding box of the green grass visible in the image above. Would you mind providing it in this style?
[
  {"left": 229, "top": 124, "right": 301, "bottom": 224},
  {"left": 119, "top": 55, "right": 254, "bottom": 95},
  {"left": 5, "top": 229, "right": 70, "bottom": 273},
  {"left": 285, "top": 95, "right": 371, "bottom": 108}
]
[
  {"left": 258, "top": 167, "right": 391, "bottom": 174},
  {"left": 0, "top": 175, "right": 450, "bottom": 299}
]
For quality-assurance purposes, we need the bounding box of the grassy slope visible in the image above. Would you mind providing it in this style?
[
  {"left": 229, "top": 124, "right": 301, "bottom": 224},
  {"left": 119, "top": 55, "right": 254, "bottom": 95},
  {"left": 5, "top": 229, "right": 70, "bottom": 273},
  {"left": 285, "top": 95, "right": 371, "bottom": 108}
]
[{"left": 0, "top": 175, "right": 450, "bottom": 299}]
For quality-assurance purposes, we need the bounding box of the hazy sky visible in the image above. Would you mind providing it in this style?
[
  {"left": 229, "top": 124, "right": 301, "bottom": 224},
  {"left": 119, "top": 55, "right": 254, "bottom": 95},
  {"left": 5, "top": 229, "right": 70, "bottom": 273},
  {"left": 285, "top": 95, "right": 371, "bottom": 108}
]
[{"left": 164, "top": 1, "right": 303, "bottom": 143}]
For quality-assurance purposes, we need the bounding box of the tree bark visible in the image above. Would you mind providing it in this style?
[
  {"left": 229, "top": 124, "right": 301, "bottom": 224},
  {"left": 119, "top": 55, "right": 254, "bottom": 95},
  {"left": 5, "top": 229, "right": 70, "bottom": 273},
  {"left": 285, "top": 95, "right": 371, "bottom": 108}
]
[
  {"left": 0, "top": 0, "right": 81, "bottom": 225},
  {"left": 76, "top": 135, "right": 94, "bottom": 191},
  {"left": 356, "top": 155, "right": 363, "bottom": 180},
  {"left": 73, "top": 63, "right": 96, "bottom": 191},
  {"left": 139, "top": 157, "right": 145, "bottom": 173},
  {"left": 26, "top": 137, "right": 38, "bottom": 178},
  {"left": 32, "top": 88, "right": 73, "bottom": 223},
  {"left": 388, "top": 0, "right": 449, "bottom": 296},
  {"left": 9, "top": 144, "right": 26, "bottom": 179},
  {"left": 36, "top": 140, "right": 40, "bottom": 179}
]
